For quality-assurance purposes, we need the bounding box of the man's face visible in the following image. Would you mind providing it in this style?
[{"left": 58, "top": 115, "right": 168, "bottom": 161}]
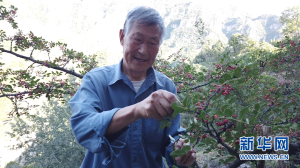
[{"left": 120, "top": 22, "right": 161, "bottom": 80}]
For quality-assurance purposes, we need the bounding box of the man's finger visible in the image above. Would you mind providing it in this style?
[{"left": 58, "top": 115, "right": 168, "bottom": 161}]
[
  {"left": 177, "top": 150, "right": 197, "bottom": 167},
  {"left": 160, "top": 90, "right": 179, "bottom": 103},
  {"left": 177, "top": 151, "right": 192, "bottom": 165},
  {"left": 175, "top": 138, "right": 184, "bottom": 150},
  {"left": 157, "top": 94, "right": 173, "bottom": 116},
  {"left": 152, "top": 102, "right": 165, "bottom": 120},
  {"left": 184, "top": 152, "right": 196, "bottom": 166}
]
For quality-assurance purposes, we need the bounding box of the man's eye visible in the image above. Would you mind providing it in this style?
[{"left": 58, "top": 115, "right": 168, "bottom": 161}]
[
  {"left": 149, "top": 42, "right": 157, "bottom": 45},
  {"left": 135, "top": 39, "right": 142, "bottom": 42}
]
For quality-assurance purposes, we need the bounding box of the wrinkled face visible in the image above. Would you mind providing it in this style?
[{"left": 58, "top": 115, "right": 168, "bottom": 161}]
[{"left": 120, "top": 22, "right": 161, "bottom": 80}]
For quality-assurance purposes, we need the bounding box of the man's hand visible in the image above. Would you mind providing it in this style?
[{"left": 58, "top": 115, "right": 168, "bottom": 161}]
[
  {"left": 174, "top": 138, "right": 197, "bottom": 167},
  {"left": 135, "top": 90, "right": 179, "bottom": 120}
]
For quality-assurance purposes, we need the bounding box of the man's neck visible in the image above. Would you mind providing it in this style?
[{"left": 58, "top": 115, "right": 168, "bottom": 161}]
[{"left": 121, "top": 65, "right": 147, "bottom": 81}]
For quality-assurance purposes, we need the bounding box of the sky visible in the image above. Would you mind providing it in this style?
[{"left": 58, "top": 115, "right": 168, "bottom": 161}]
[
  {"left": 195, "top": 0, "right": 300, "bottom": 17},
  {"left": 1, "top": 0, "right": 300, "bottom": 59},
  {"left": 99, "top": 0, "right": 300, "bottom": 17}
]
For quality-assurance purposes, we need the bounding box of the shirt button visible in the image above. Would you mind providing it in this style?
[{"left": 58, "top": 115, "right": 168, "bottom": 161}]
[{"left": 133, "top": 158, "right": 137, "bottom": 162}]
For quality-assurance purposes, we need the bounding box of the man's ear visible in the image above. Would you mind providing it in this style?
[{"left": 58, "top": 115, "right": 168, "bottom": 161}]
[{"left": 119, "top": 29, "right": 125, "bottom": 46}]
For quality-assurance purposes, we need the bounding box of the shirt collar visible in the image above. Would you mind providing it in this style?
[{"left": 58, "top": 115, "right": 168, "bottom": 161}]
[{"left": 109, "top": 59, "right": 163, "bottom": 87}]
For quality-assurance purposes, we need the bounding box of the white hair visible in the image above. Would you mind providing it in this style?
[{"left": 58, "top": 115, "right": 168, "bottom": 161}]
[{"left": 123, "top": 6, "right": 165, "bottom": 44}]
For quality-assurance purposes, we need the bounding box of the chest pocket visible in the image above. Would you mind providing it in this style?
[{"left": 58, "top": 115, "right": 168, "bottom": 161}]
[{"left": 142, "top": 118, "right": 165, "bottom": 145}]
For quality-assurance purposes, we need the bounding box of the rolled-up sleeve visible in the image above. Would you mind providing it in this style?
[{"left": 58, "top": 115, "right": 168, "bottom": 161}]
[{"left": 69, "top": 74, "right": 128, "bottom": 165}]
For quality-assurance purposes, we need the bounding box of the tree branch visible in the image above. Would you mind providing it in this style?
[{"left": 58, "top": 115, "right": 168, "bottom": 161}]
[
  {"left": 30, "top": 48, "right": 34, "bottom": 58},
  {"left": 259, "top": 103, "right": 273, "bottom": 122},
  {"left": 0, "top": 49, "right": 83, "bottom": 78},
  {"left": 0, "top": 90, "right": 34, "bottom": 98},
  {"left": 25, "top": 62, "right": 35, "bottom": 72},
  {"left": 177, "top": 82, "right": 211, "bottom": 93},
  {"left": 203, "top": 87, "right": 221, "bottom": 112},
  {"left": 62, "top": 58, "right": 71, "bottom": 68},
  {"left": 273, "top": 120, "right": 289, "bottom": 125}
]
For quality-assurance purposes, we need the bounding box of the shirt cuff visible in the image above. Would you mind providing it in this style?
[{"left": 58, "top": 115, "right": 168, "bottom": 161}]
[{"left": 92, "top": 108, "right": 129, "bottom": 165}]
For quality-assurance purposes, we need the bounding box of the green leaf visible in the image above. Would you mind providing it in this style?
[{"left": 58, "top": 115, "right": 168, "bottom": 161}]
[
  {"left": 216, "top": 110, "right": 223, "bottom": 116},
  {"left": 249, "top": 117, "right": 256, "bottom": 125},
  {"left": 199, "top": 111, "right": 206, "bottom": 119},
  {"left": 171, "top": 101, "right": 184, "bottom": 117},
  {"left": 234, "top": 67, "right": 242, "bottom": 78},
  {"left": 276, "top": 92, "right": 282, "bottom": 98},
  {"left": 225, "top": 109, "right": 234, "bottom": 117},
  {"left": 245, "top": 70, "right": 252, "bottom": 77},
  {"left": 255, "top": 104, "right": 260, "bottom": 111},
  {"left": 238, "top": 77, "right": 245, "bottom": 83},
  {"left": 170, "top": 149, "right": 186, "bottom": 157},
  {"left": 6, "top": 85, "right": 12, "bottom": 89},
  {"left": 253, "top": 110, "right": 258, "bottom": 116},
  {"left": 229, "top": 97, "right": 237, "bottom": 104},
  {"left": 236, "top": 122, "right": 244, "bottom": 133},
  {"left": 182, "top": 96, "right": 190, "bottom": 109},
  {"left": 238, "top": 107, "right": 248, "bottom": 120},
  {"left": 222, "top": 105, "right": 229, "bottom": 111},
  {"left": 219, "top": 78, "right": 225, "bottom": 84},
  {"left": 283, "top": 104, "right": 289, "bottom": 109},
  {"left": 224, "top": 74, "right": 231, "bottom": 80},
  {"left": 225, "top": 131, "right": 231, "bottom": 137},
  {"left": 181, "top": 146, "right": 191, "bottom": 151},
  {"left": 224, "top": 94, "right": 231, "bottom": 100},
  {"left": 159, "top": 120, "right": 169, "bottom": 130},
  {"left": 224, "top": 156, "right": 235, "bottom": 163}
]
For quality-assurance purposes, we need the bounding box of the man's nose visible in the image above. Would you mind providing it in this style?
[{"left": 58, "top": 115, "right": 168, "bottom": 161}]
[{"left": 138, "top": 42, "right": 148, "bottom": 55}]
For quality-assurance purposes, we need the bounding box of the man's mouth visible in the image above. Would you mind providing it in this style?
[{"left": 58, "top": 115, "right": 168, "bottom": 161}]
[{"left": 134, "top": 56, "right": 147, "bottom": 62}]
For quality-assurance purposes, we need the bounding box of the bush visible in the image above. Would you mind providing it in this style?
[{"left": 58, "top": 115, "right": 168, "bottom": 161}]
[
  {"left": 6, "top": 96, "right": 85, "bottom": 168},
  {"left": 5, "top": 161, "right": 21, "bottom": 168}
]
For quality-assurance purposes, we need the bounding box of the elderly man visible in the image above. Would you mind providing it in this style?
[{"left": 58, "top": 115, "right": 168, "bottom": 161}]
[{"left": 69, "top": 6, "right": 196, "bottom": 168}]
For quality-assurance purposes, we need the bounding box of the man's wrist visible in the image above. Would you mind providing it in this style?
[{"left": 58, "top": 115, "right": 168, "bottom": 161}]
[{"left": 132, "top": 103, "right": 142, "bottom": 120}]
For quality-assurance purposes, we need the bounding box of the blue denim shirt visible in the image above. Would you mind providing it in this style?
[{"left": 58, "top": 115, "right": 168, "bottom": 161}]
[{"left": 69, "top": 59, "right": 186, "bottom": 168}]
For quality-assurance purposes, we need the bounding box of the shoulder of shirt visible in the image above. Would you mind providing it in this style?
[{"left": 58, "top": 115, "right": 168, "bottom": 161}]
[{"left": 84, "top": 64, "right": 116, "bottom": 77}]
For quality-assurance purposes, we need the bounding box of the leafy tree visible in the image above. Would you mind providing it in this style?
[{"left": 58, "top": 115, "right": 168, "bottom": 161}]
[
  {"left": 193, "top": 40, "right": 227, "bottom": 65},
  {"left": 0, "top": 4, "right": 98, "bottom": 116},
  {"left": 155, "top": 35, "right": 300, "bottom": 167},
  {"left": 280, "top": 6, "right": 300, "bottom": 37},
  {"left": 228, "top": 33, "right": 250, "bottom": 56}
]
